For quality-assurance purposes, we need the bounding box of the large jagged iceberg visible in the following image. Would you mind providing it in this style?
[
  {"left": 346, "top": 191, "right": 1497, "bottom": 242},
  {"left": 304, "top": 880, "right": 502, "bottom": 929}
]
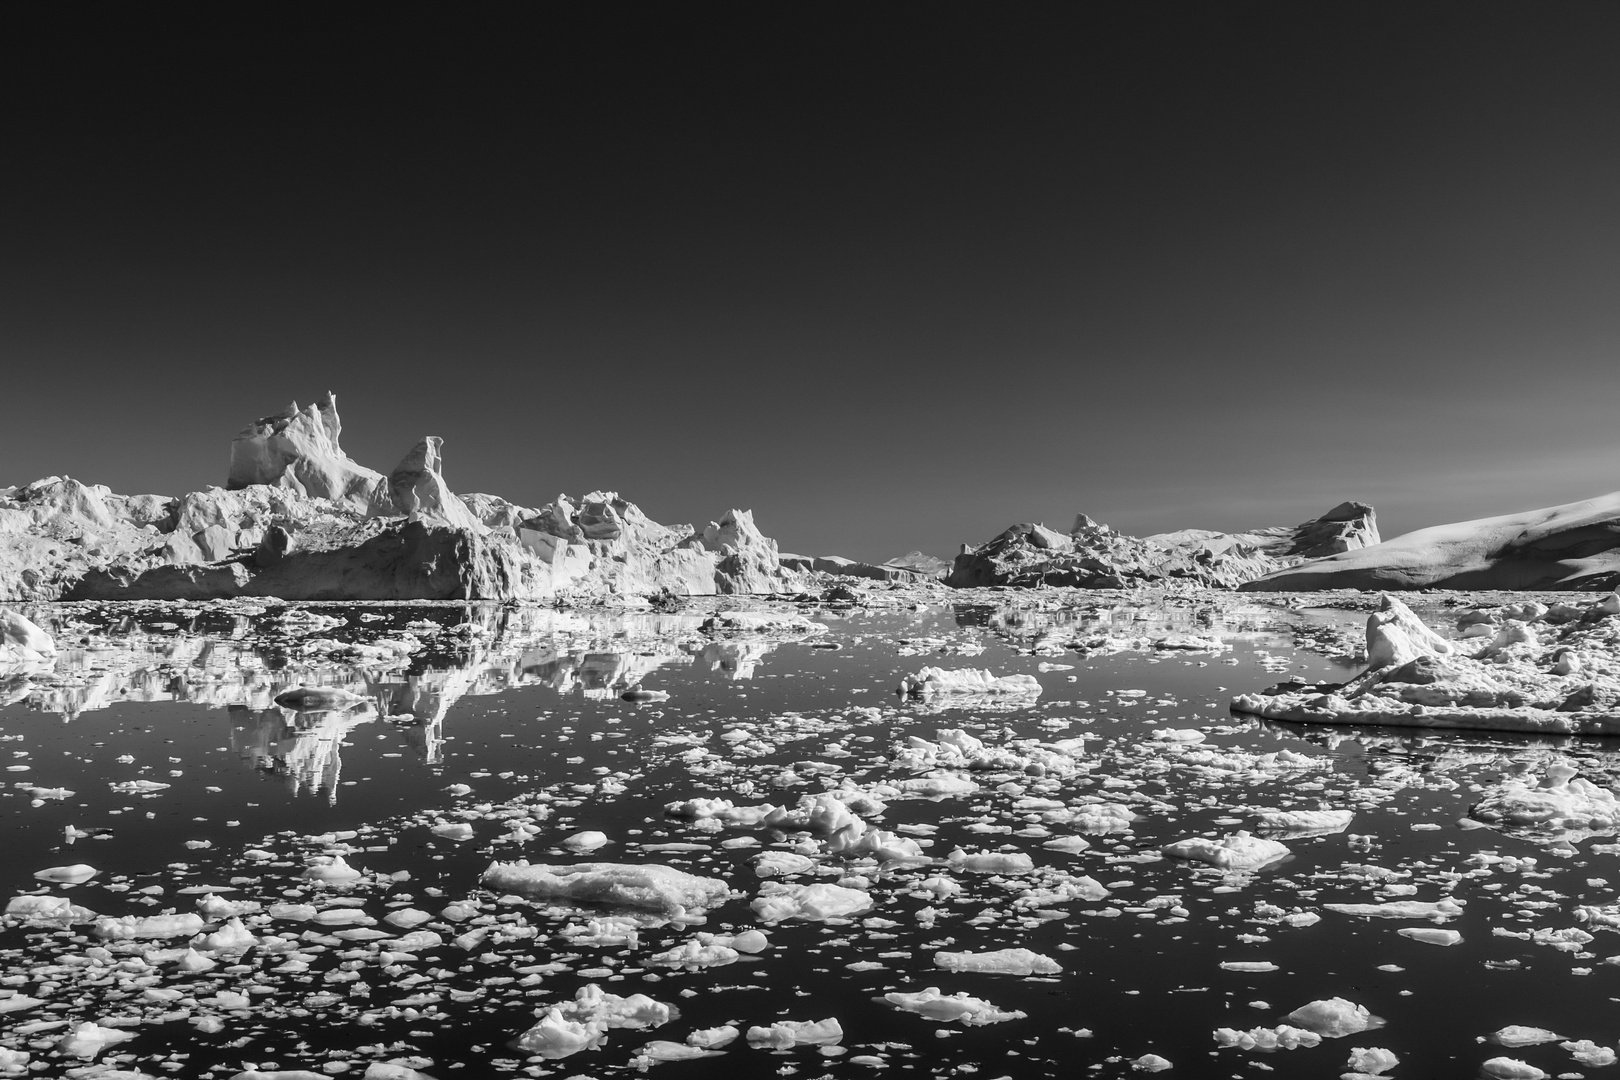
[
  {"left": 0, "top": 394, "right": 805, "bottom": 601},
  {"left": 948, "top": 502, "right": 1378, "bottom": 589}
]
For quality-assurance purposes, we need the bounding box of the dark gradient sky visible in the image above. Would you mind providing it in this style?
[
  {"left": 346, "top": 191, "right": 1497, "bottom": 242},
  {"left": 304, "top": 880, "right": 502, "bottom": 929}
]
[{"left": 4, "top": 4, "right": 1618, "bottom": 562}]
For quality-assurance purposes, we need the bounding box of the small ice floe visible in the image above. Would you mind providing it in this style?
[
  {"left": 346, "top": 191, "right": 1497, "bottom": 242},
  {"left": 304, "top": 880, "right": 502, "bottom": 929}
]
[
  {"left": 56, "top": 1021, "right": 134, "bottom": 1059},
  {"left": 1561, "top": 1040, "right": 1618, "bottom": 1067},
  {"left": 108, "top": 780, "right": 170, "bottom": 795},
  {"left": 1285, "top": 997, "right": 1381, "bottom": 1037},
  {"left": 1344, "top": 1046, "right": 1399, "bottom": 1076},
  {"left": 1489, "top": 1026, "right": 1564, "bottom": 1048},
  {"left": 301, "top": 856, "right": 364, "bottom": 884},
  {"left": 431, "top": 823, "right": 475, "bottom": 841},
  {"left": 1397, "top": 927, "right": 1461, "bottom": 946},
  {"left": 1212, "top": 1025, "right": 1321, "bottom": 1051},
  {"left": 745, "top": 1018, "right": 843, "bottom": 1048},
  {"left": 1254, "top": 808, "right": 1353, "bottom": 837},
  {"left": 1480, "top": 1058, "right": 1547, "bottom": 1080},
  {"left": 515, "top": 983, "right": 678, "bottom": 1060},
  {"left": 647, "top": 939, "right": 739, "bottom": 969},
  {"left": 688, "top": 1025, "right": 741, "bottom": 1049},
  {"left": 1161, "top": 832, "right": 1289, "bottom": 872},
  {"left": 33, "top": 863, "right": 97, "bottom": 884},
  {"left": 92, "top": 913, "right": 206, "bottom": 940},
  {"left": 1131, "top": 1054, "right": 1173, "bottom": 1073},
  {"left": 272, "top": 685, "right": 365, "bottom": 710},
  {"left": 880, "top": 987, "right": 1027, "bottom": 1025},
  {"left": 1323, "top": 898, "right": 1465, "bottom": 922},
  {"left": 897, "top": 667, "right": 1042, "bottom": 700},
  {"left": 1471, "top": 763, "right": 1620, "bottom": 842},
  {"left": 1219, "top": 961, "right": 1279, "bottom": 973},
  {"left": 562, "top": 830, "right": 610, "bottom": 852},
  {"left": 933, "top": 948, "right": 1062, "bottom": 976},
  {"left": 751, "top": 882, "right": 873, "bottom": 923},
  {"left": 5, "top": 894, "right": 96, "bottom": 925},
  {"left": 664, "top": 798, "right": 777, "bottom": 825},
  {"left": 482, "top": 861, "right": 732, "bottom": 918}
]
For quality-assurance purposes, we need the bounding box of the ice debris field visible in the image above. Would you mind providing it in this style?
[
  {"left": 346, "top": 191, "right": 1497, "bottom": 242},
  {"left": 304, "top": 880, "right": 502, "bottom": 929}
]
[{"left": 4, "top": 590, "right": 1620, "bottom": 1078}]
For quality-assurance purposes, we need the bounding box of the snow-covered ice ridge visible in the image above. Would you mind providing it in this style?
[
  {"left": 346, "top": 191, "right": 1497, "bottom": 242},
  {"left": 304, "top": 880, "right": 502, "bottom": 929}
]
[{"left": 4, "top": 593, "right": 1620, "bottom": 1076}]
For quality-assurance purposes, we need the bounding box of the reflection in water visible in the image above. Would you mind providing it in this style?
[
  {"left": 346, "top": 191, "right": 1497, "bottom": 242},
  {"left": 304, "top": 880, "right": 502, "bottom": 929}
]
[{"left": 7, "top": 603, "right": 820, "bottom": 802}]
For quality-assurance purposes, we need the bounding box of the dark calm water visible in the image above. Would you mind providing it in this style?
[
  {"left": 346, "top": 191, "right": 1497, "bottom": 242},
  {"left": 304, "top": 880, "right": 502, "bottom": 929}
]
[{"left": 2, "top": 595, "right": 1616, "bottom": 1079}]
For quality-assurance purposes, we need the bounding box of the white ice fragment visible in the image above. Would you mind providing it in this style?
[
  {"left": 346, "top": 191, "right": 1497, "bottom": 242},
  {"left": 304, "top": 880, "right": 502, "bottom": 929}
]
[
  {"left": 431, "top": 823, "right": 474, "bottom": 841},
  {"left": 93, "top": 912, "right": 206, "bottom": 940},
  {"left": 32, "top": 864, "right": 97, "bottom": 884},
  {"left": 1131, "top": 1054, "right": 1173, "bottom": 1072},
  {"left": 752, "top": 882, "right": 873, "bottom": 923},
  {"left": 483, "top": 861, "right": 732, "bottom": 917},
  {"left": 688, "top": 1025, "right": 741, "bottom": 1049},
  {"left": 1254, "top": 809, "right": 1353, "bottom": 837},
  {"left": 745, "top": 1018, "right": 844, "bottom": 1048},
  {"left": 383, "top": 908, "right": 434, "bottom": 929},
  {"left": 1324, "top": 899, "right": 1464, "bottom": 922},
  {"left": 562, "top": 830, "right": 609, "bottom": 851},
  {"left": 881, "top": 987, "right": 1027, "bottom": 1026},
  {"left": 1212, "top": 1025, "right": 1321, "bottom": 1050},
  {"left": 1344, "top": 1046, "right": 1399, "bottom": 1075},
  {"left": 948, "top": 849, "right": 1035, "bottom": 874},
  {"left": 934, "top": 948, "right": 1061, "bottom": 976},
  {"left": 196, "top": 917, "right": 258, "bottom": 952},
  {"left": 5, "top": 894, "right": 96, "bottom": 925},
  {"left": 109, "top": 780, "right": 170, "bottom": 795},
  {"left": 1560, "top": 1039, "right": 1617, "bottom": 1067},
  {"left": 753, "top": 851, "right": 817, "bottom": 878},
  {"left": 648, "top": 940, "right": 739, "bottom": 968},
  {"left": 1397, "top": 927, "right": 1461, "bottom": 946},
  {"left": 56, "top": 1021, "right": 135, "bottom": 1059},
  {"left": 1490, "top": 1026, "right": 1565, "bottom": 1048},
  {"left": 1285, "top": 997, "right": 1378, "bottom": 1038},
  {"left": 898, "top": 667, "right": 1042, "bottom": 699},
  {"left": 1219, "top": 961, "right": 1279, "bottom": 972},
  {"left": 302, "top": 856, "right": 364, "bottom": 883},
  {"left": 1161, "top": 832, "right": 1289, "bottom": 871},
  {"left": 1480, "top": 1058, "right": 1547, "bottom": 1080}
]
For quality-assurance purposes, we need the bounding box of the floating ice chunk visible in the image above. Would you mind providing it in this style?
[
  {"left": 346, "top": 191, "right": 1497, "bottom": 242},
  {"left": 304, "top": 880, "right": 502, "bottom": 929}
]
[
  {"left": 0, "top": 1048, "right": 26, "bottom": 1075},
  {"left": 0, "top": 995, "right": 42, "bottom": 1015},
  {"left": 268, "top": 903, "right": 317, "bottom": 922},
  {"left": 93, "top": 912, "right": 206, "bottom": 940},
  {"left": 688, "top": 1025, "right": 741, "bottom": 1049},
  {"left": 383, "top": 908, "right": 433, "bottom": 929},
  {"left": 1213, "top": 1025, "right": 1321, "bottom": 1050},
  {"left": 196, "top": 917, "right": 258, "bottom": 952},
  {"left": 854, "top": 829, "right": 926, "bottom": 862},
  {"left": 1219, "top": 961, "right": 1279, "bottom": 972},
  {"left": 647, "top": 940, "right": 739, "bottom": 968},
  {"left": 1255, "top": 809, "right": 1353, "bottom": 837},
  {"left": 1397, "top": 927, "right": 1461, "bottom": 946},
  {"left": 1152, "top": 729, "right": 1206, "bottom": 743},
  {"left": 230, "top": 1071, "right": 329, "bottom": 1080},
  {"left": 934, "top": 948, "right": 1061, "bottom": 976},
  {"left": 664, "top": 798, "right": 777, "bottom": 825},
  {"left": 1324, "top": 899, "right": 1464, "bottom": 922},
  {"left": 894, "top": 775, "right": 979, "bottom": 797},
  {"left": 5, "top": 894, "right": 96, "bottom": 925},
  {"left": 1561, "top": 1039, "right": 1617, "bottom": 1067},
  {"left": 1131, "top": 1054, "right": 1173, "bottom": 1072},
  {"left": 302, "top": 856, "right": 364, "bottom": 883},
  {"left": 176, "top": 947, "right": 217, "bottom": 972},
  {"left": 431, "top": 823, "right": 474, "bottom": 841},
  {"left": 563, "top": 831, "right": 609, "bottom": 851},
  {"left": 898, "top": 667, "right": 1042, "bottom": 699},
  {"left": 881, "top": 987, "right": 1027, "bottom": 1026},
  {"left": 1161, "top": 832, "right": 1289, "bottom": 871},
  {"left": 1472, "top": 766, "right": 1620, "bottom": 841},
  {"left": 483, "top": 861, "right": 732, "bottom": 917},
  {"left": 32, "top": 864, "right": 97, "bottom": 884},
  {"left": 948, "top": 849, "right": 1035, "bottom": 874},
  {"left": 1344, "top": 1047, "right": 1399, "bottom": 1075},
  {"left": 1043, "top": 836, "right": 1091, "bottom": 855},
  {"left": 560, "top": 916, "right": 642, "bottom": 948},
  {"left": 745, "top": 1018, "right": 844, "bottom": 1048},
  {"left": 56, "top": 1021, "right": 136, "bottom": 1058},
  {"left": 1490, "top": 1026, "right": 1564, "bottom": 1048},
  {"left": 752, "top": 851, "right": 817, "bottom": 879},
  {"left": 752, "top": 882, "right": 873, "bottom": 923},
  {"left": 109, "top": 780, "right": 170, "bottom": 795},
  {"left": 1285, "top": 997, "right": 1379, "bottom": 1037},
  {"left": 1480, "top": 1058, "right": 1546, "bottom": 1080}
]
